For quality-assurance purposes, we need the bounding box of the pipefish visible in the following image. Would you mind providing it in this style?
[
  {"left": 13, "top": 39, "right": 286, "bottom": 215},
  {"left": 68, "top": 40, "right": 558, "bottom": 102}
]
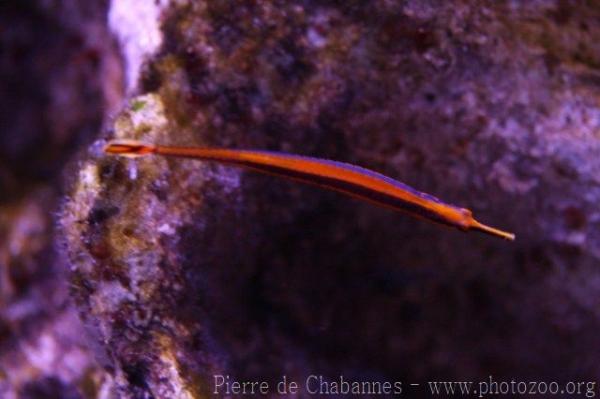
[{"left": 104, "top": 140, "right": 515, "bottom": 241}]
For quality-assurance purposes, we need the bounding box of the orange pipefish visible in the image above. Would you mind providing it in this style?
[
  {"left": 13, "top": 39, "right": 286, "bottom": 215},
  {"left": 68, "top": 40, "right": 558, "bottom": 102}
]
[{"left": 104, "top": 139, "right": 515, "bottom": 241}]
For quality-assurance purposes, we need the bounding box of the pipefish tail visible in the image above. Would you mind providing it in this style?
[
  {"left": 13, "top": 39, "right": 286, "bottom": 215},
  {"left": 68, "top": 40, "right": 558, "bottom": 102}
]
[{"left": 104, "top": 139, "right": 515, "bottom": 241}]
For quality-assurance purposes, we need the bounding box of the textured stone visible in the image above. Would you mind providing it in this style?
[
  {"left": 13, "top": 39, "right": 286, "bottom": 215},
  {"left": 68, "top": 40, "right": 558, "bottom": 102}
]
[
  {"left": 0, "top": 1, "right": 121, "bottom": 398},
  {"left": 10, "top": 0, "right": 600, "bottom": 398}
]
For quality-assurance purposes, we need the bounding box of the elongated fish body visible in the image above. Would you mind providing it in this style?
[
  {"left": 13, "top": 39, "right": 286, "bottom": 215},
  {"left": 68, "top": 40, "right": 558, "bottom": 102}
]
[{"left": 105, "top": 140, "right": 515, "bottom": 240}]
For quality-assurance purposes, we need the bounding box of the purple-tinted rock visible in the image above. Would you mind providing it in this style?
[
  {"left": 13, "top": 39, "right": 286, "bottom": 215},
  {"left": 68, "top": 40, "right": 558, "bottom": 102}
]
[
  {"left": 0, "top": 1, "right": 121, "bottom": 398},
  {"left": 57, "top": 0, "right": 600, "bottom": 398}
]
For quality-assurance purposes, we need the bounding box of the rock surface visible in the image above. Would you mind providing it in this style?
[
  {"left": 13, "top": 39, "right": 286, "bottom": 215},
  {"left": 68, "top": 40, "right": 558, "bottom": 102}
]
[
  {"left": 0, "top": 1, "right": 123, "bottom": 398},
  {"left": 4, "top": 1, "right": 600, "bottom": 398}
]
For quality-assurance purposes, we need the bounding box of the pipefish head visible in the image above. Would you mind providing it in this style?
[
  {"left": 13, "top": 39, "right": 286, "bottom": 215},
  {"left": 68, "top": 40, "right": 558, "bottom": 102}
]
[
  {"left": 458, "top": 208, "right": 515, "bottom": 241},
  {"left": 104, "top": 139, "right": 156, "bottom": 158}
]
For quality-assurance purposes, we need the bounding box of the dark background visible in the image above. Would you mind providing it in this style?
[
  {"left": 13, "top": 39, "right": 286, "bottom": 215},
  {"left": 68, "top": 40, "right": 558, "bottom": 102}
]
[{"left": 1, "top": 1, "right": 600, "bottom": 398}]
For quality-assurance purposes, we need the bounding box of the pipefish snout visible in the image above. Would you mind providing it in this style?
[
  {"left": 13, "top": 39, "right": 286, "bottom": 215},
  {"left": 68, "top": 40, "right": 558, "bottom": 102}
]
[{"left": 104, "top": 139, "right": 515, "bottom": 241}]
